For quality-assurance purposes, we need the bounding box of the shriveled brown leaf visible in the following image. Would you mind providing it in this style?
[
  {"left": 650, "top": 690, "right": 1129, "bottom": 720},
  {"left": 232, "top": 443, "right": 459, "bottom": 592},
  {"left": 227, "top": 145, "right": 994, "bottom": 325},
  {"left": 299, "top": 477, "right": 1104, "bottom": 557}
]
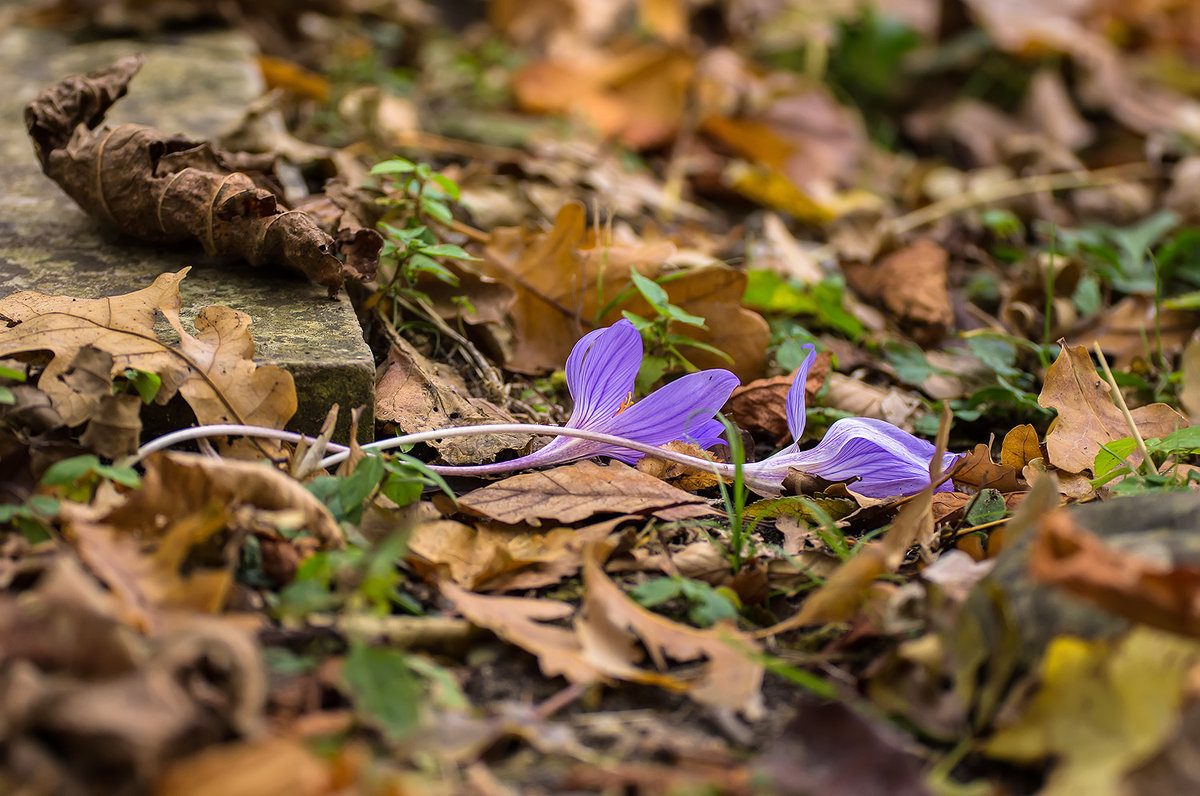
[
  {"left": 25, "top": 56, "right": 373, "bottom": 296},
  {"left": 579, "top": 546, "right": 766, "bottom": 718},
  {"left": 823, "top": 372, "right": 922, "bottom": 430},
  {"left": 635, "top": 441, "right": 724, "bottom": 491},
  {"left": 374, "top": 337, "right": 526, "bottom": 465},
  {"left": 439, "top": 580, "right": 608, "bottom": 684},
  {"left": 0, "top": 269, "right": 296, "bottom": 433},
  {"left": 456, "top": 460, "right": 714, "bottom": 526},
  {"left": 1029, "top": 509, "right": 1200, "bottom": 638},
  {"left": 1182, "top": 338, "right": 1200, "bottom": 420},
  {"left": 105, "top": 452, "right": 343, "bottom": 549},
  {"left": 1039, "top": 343, "right": 1186, "bottom": 474},
  {"left": 843, "top": 239, "right": 953, "bottom": 346}
]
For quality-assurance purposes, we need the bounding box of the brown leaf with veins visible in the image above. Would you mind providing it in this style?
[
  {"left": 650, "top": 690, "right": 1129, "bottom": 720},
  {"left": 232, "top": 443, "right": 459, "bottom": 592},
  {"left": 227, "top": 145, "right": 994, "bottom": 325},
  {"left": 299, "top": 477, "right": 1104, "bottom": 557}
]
[
  {"left": 0, "top": 269, "right": 296, "bottom": 435},
  {"left": 456, "top": 460, "right": 714, "bottom": 526},
  {"left": 1039, "top": 343, "right": 1186, "bottom": 474},
  {"left": 952, "top": 444, "right": 1024, "bottom": 492},
  {"left": 24, "top": 56, "right": 374, "bottom": 296},
  {"left": 479, "top": 202, "right": 769, "bottom": 379},
  {"left": 1001, "top": 424, "right": 1043, "bottom": 472}
]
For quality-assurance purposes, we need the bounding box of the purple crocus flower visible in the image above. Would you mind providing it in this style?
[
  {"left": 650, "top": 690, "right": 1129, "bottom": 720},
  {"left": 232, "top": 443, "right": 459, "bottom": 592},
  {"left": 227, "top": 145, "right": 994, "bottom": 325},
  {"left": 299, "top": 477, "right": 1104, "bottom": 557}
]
[
  {"left": 437, "top": 319, "right": 740, "bottom": 474},
  {"left": 742, "top": 345, "right": 960, "bottom": 497}
]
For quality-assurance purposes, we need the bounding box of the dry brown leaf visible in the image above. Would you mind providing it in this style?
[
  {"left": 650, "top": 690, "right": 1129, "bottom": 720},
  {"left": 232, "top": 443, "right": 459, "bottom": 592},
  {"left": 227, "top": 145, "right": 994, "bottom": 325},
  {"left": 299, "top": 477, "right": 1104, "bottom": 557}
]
[
  {"left": 1029, "top": 508, "right": 1200, "bottom": 638},
  {"left": 0, "top": 269, "right": 296, "bottom": 433},
  {"left": 823, "top": 372, "right": 922, "bottom": 430},
  {"left": 635, "top": 441, "right": 724, "bottom": 491},
  {"left": 374, "top": 337, "right": 526, "bottom": 465},
  {"left": 842, "top": 239, "right": 953, "bottom": 346},
  {"left": 952, "top": 444, "right": 1024, "bottom": 492},
  {"left": 106, "top": 452, "right": 343, "bottom": 549},
  {"left": 25, "top": 57, "right": 373, "bottom": 296},
  {"left": 1022, "top": 457, "right": 1096, "bottom": 500},
  {"left": 478, "top": 203, "right": 768, "bottom": 379},
  {"left": 1082, "top": 295, "right": 1199, "bottom": 370},
  {"left": 407, "top": 516, "right": 623, "bottom": 592},
  {"left": 1001, "top": 424, "right": 1043, "bottom": 472},
  {"left": 579, "top": 546, "right": 765, "bottom": 718},
  {"left": 1039, "top": 343, "right": 1186, "bottom": 474},
  {"left": 439, "top": 580, "right": 608, "bottom": 684},
  {"left": 512, "top": 45, "right": 694, "bottom": 149},
  {"left": 456, "top": 460, "right": 714, "bottom": 526}
]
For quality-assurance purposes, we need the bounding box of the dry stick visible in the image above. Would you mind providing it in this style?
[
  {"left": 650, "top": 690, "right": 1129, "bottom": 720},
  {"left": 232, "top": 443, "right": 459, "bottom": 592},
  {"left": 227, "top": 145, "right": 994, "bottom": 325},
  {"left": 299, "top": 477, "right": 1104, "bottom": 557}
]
[
  {"left": 1092, "top": 341, "right": 1158, "bottom": 477},
  {"left": 890, "top": 162, "right": 1156, "bottom": 236}
]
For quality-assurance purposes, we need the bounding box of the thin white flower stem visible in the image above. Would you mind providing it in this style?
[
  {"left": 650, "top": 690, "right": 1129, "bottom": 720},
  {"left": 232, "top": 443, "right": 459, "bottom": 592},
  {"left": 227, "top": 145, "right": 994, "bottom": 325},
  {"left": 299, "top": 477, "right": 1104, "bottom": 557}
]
[
  {"left": 127, "top": 425, "right": 350, "bottom": 466},
  {"left": 130, "top": 421, "right": 787, "bottom": 491}
]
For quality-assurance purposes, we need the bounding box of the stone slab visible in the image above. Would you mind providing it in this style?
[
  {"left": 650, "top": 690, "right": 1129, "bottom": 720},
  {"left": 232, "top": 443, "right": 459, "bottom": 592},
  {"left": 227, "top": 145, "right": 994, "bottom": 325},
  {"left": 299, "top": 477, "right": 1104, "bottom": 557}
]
[{"left": 0, "top": 25, "right": 375, "bottom": 442}]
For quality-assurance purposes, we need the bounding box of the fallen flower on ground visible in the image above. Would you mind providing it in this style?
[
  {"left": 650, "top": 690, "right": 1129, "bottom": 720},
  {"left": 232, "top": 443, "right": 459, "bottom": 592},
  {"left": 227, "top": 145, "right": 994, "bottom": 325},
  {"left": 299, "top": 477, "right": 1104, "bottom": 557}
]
[
  {"left": 742, "top": 345, "right": 961, "bottom": 497},
  {"left": 428, "top": 319, "right": 740, "bottom": 475}
]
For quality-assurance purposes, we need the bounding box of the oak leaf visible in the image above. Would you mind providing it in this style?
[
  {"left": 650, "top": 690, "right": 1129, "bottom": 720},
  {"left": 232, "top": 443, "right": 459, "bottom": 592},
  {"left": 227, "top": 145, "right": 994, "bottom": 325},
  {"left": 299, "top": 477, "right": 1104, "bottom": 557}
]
[
  {"left": 0, "top": 269, "right": 296, "bottom": 433},
  {"left": 1038, "top": 344, "right": 1186, "bottom": 474}
]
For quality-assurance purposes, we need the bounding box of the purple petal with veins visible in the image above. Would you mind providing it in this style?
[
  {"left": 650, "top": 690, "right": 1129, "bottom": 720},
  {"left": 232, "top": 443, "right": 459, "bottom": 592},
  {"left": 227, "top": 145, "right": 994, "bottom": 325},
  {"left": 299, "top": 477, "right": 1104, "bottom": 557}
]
[
  {"left": 742, "top": 346, "right": 960, "bottom": 497},
  {"left": 437, "top": 318, "right": 739, "bottom": 473}
]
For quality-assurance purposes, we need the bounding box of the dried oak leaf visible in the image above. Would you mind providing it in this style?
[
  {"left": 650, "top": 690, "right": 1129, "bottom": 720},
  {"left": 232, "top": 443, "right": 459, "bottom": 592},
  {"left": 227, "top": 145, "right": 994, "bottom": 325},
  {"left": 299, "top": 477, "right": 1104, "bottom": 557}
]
[
  {"left": 24, "top": 55, "right": 373, "bottom": 297},
  {"left": 842, "top": 239, "right": 953, "bottom": 346},
  {"left": 1038, "top": 343, "right": 1186, "bottom": 475},
  {"left": 455, "top": 460, "right": 715, "bottom": 526},
  {"left": 0, "top": 268, "right": 296, "bottom": 433}
]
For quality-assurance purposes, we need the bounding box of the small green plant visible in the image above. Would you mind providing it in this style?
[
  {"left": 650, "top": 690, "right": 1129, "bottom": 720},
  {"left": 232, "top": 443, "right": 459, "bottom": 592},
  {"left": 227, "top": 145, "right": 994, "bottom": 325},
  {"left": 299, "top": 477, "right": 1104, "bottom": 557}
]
[
  {"left": 0, "top": 495, "right": 58, "bottom": 543},
  {"left": 41, "top": 454, "right": 140, "bottom": 503},
  {"left": 113, "top": 367, "right": 162, "bottom": 404},
  {"left": 605, "top": 269, "right": 732, "bottom": 389},
  {"left": 1091, "top": 426, "right": 1200, "bottom": 493},
  {"left": 0, "top": 363, "right": 25, "bottom": 405},
  {"left": 371, "top": 158, "right": 478, "bottom": 310},
  {"left": 275, "top": 532, "right": 421, "bottom": 618},
  {"left": 304, "top": 451, "right": 454, "bottom": 526},
  {"left": 743, "top": 271, "right": 866, "bottom": 341},
  {"left": 713, "top": 413, "right": 755, "bottom": 573},
  {"left": 630, "top": 575, "right": 739, "bottom": 627}
]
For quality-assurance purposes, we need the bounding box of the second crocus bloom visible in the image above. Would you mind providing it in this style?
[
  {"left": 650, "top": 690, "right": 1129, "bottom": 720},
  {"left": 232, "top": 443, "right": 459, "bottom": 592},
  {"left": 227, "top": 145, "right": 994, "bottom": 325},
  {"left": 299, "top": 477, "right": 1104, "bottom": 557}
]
[{"left": 741, "top": 345, "right": 961, "bottom": 497}]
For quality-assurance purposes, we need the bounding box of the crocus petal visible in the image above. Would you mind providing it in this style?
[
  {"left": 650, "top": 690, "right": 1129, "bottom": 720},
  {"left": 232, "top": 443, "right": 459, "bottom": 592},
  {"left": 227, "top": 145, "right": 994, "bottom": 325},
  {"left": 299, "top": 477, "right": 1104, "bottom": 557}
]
[
  {"left": 563, "top": 318, "right": 643, "bottom": 429},
  {"left": 745, "top": 417, "right": 960, "bottom": 498},
  {"left": 595, "top": 369, "right": 740, "bottom": 462},
  {"left": 785, "top": 344, "right": 817, "bottom": 440}
]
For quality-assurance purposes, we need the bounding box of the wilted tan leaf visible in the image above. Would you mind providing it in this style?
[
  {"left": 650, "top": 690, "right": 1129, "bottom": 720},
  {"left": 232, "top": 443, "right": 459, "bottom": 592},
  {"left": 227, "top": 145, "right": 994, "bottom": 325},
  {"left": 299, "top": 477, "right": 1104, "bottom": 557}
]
[
  {"left": 0, "top": 269, "right": 296, "bottom": 433},
  {"left": 823, "top": 373, "right": 922, "bottom": 430},
  {"left": 580, "top": 546, "right": 765, "bottom": 718},
  {"left": 456, "top": 460, "right": 714, "bottom": 526},
  {"left": 1039, "top": 344, "right": 1186, "bottom": 474},
  {"left": 407, "top": 517, "right": 623, "bottom": 592},
  {"left": 154, "top": 736, "right": 331, "bottom": 796},
  {"left": 439, "top": 580, "right": 608, "bottom": 684}
]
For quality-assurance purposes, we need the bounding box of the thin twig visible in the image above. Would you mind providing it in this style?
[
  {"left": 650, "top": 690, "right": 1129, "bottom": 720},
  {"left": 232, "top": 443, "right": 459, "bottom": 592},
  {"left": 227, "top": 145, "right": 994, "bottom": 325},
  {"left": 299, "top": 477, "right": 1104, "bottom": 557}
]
[{"left": 1092, "top": 342, "right": 1157, "bottom": 477}]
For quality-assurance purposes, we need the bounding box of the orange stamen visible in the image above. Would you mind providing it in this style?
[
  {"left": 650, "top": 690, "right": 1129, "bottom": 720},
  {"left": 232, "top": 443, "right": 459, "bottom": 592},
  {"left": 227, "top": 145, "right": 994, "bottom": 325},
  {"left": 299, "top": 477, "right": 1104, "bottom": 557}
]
[{"left": 615, "top": 390, "right": 635, "bottom": 415}]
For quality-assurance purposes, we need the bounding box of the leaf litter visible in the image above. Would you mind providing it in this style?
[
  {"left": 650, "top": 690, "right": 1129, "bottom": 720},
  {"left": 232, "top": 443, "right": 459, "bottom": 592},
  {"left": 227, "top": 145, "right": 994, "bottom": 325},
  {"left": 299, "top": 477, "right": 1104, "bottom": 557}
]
[{"left": 8, "top": 0, "right": 1200, "bottom": 792}]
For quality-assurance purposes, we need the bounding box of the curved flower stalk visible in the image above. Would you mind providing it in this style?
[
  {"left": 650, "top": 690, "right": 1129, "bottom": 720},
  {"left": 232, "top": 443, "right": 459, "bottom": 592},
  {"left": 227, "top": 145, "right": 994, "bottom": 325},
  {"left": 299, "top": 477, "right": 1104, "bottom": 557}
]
[
  {"left": 428, "top": 319, "right": 740, "bottom": 475},
  {"left": 742, "top": 345, "right": 961, "bottom": 498}
]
